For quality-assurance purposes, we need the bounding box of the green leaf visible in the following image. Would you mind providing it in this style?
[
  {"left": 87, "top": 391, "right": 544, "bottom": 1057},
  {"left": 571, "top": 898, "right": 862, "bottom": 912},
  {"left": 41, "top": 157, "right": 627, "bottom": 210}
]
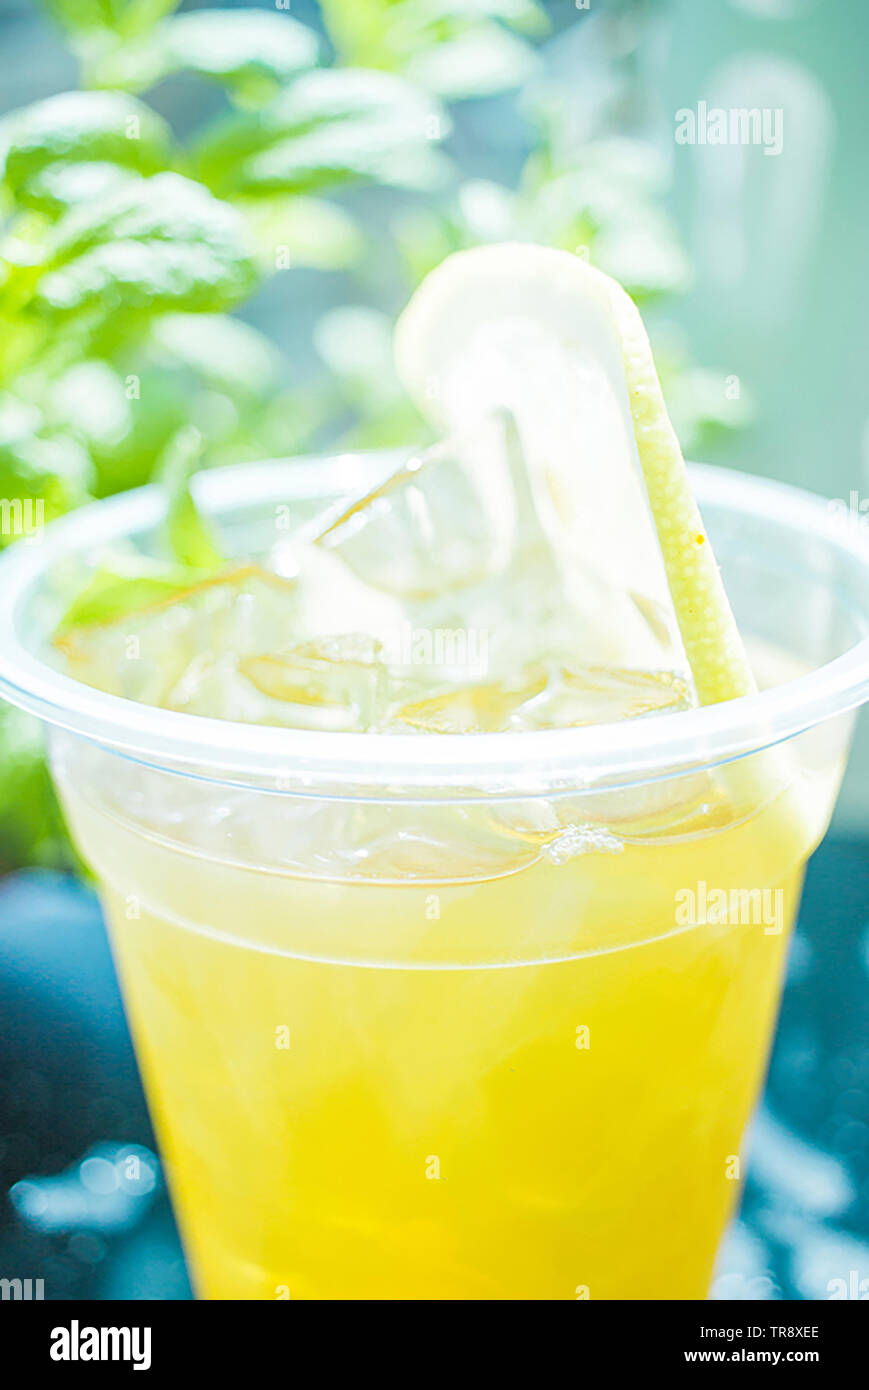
[
  {"left": 195, "top": 68, "right": 450, "bottom": 197},
  {"left": 56, "top": 555, "right": 205, "bottom": 631},
  {"left": 34, "top": 172, "right": 257, "bottom": 320},
  {"left": 43, "top": 0, "right": 133, "bottom": 36},
  {"left": 243, "top": 121, "right": 450, "bottom": 194},
  {"left": 316, "top": 0, "right": 396, "bottom": 67},
  {"left": 15, "top": 161, "right": 143, "bottom": 216},
  {"left": 158, "top": 424, "right": 224, "bottom": 569},
  {"left": 524, "top": 150, "right": 692, "bottom": 299},
  {"left": 37, "top": 237, "right": 247, "bottom": 320},
  {"left": 318, "top": 0, "right": 548, "bottom": 69},
  {"left": 47, "top": 170, "right": 246, "bottom": 262},
  {"left": 270, "top": 66, "right": 449, "bottom": 135},
  {"left": 0, "top": 390, "right": 95, "bottom": 517},
  {"left": 392, "top": 0, "right": 550, "bottom": 48},
  {"left": 81, "top": 367, "right": 188, "bottom": 496},
  {"left": 91, "top": 9, "right": 320, "bottom": 100},
  {"left": 0, "top": 91, "right": 172, "bottom": 208},
  {"left": 44, "top": 0, "right": 181, "bottom": 40},
  {"left": 43, "top": 358, "right": 174, "bottom": 496},
  {"left": 0, "top": 430, "right": 93, "bottom": 544},
  {"left": 404, "top": 25, "right": 540, "bottom": 98}
]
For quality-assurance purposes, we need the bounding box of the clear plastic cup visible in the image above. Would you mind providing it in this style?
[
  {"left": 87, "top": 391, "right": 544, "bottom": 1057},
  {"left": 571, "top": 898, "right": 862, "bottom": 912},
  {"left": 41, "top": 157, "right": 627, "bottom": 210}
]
[{"left": 1, "top": 455, "right": 868, "bottom": 1300}]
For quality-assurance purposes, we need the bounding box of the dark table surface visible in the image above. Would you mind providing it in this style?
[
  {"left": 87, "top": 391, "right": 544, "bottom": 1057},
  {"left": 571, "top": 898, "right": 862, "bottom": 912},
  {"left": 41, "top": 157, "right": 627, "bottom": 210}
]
[{"left": 1, "top": 837, "right": 867, "bottom": 1301}]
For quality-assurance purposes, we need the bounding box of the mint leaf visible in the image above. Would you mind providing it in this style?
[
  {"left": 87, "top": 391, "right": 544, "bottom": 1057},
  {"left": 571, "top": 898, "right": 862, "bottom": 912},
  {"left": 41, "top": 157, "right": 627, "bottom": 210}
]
[
  {"left": 17, "top": 161, "right": 142, "bottom": 217},
  {"left": 158, "top": 424, "right": 224, "bottom": 569},
  {"left": 92, "top": 9, "right": 320, "bottom": 99},
  {"left": 35, "top": 172, "right": 257, "bottom": 320},
  {"left": 405, "top": 26, "right": 540, "bottom": 98},
  {"left": 195, "top": 68, "right": 450, "bottom": 197},
  {"left": 56, "top": 557, "right": 206, "bottom": 631},
  {"left": 393, "top": 0, "right": 550, "bottom": 45},
  {"left": 0, "top": 427, "right": 93, "bottom": 544},
  {"left": 0, "top": 91, "right": 172, "bottom": 209},
  {"left": 266, "top": 66, "right": 449, "bottom": 134},
  {"left": 241, "top": 121, "right": 451, "bottom": 195},
  {"left": 44, "top": 0, "right": 182, "bottom": 40},
  {"left": 319, "top": 0, "right": 548, "bottom": 67}
]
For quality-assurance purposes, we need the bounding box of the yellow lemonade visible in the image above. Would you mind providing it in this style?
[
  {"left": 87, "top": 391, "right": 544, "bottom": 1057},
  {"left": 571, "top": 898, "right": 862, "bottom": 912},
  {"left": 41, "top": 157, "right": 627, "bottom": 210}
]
[
  {"left": 33, "top": 244, "right": 859, "bottom": 1301},
  {"left": 55, "top": 753, "right": 833, "bottom": 1300}
]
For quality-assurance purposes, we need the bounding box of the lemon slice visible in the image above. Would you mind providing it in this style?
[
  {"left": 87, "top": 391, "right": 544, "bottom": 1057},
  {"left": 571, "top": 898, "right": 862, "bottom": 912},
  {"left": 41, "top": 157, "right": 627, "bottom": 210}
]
[{"left": 395, "top": 243, "right": 755, "bottom": 708}]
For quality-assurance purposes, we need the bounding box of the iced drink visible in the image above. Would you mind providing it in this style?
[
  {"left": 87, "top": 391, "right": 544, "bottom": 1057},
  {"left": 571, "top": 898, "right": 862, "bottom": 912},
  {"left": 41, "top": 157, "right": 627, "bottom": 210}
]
[{"left": 0, "top": 244, "right": 866, "bottom": 1300}]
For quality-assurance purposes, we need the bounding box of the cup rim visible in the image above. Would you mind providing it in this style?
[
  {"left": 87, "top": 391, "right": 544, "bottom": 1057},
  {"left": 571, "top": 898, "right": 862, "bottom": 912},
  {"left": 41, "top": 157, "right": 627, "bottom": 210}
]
[{"left": 1, "top": 455, "right": 868, "bottom": 797}]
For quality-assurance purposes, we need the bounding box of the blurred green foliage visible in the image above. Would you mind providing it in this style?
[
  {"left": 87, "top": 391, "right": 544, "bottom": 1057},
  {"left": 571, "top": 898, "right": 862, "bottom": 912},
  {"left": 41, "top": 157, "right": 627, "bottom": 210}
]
[
  {"left": 318, "top": 0, "right": 548, "bottom": 97},
  {"left": 0, "top": 0, "right": 749, "bottom": 871},
  {"left": 313, "top": 15, "right": 751, "bottom": 453},
  {"left": 0, "top": 0, "right": 450, "bottom": 867}
]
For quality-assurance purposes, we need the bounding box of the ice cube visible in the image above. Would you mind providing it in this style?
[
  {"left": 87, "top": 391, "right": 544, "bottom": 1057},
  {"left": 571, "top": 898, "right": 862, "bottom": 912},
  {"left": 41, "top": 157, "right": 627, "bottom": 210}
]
[
  {"left": 314, "top": 412, "right": 535, "bottom": 600},
  {"left": 389, "top": 663, "right": 688, "bottom": 735},
  {"left": 165, "top": 652, "right": 379, "bottom": 730},
  {"left": 272, "top": 533, "right": 408, "bottom": 653},
  {"left": 510, "top": 664, "right": 691, "bottom": 730},
  {"left": 304, "top": 411, "right": 689, "bottom": 681},
  {"left": 240, "top": 635, "right": 389, "bottom": 730},
  {"left": 56, "top": 566, "right": 299, "bottom": 707},
  {"left": 392, "top": 667, "right": 548, "bottom": 733},
  {"left": 56, "top": 420, "right": 693, "bottom": 733},
  {"left": 263, "top": 415, "right": 570, "bottom": 690}
]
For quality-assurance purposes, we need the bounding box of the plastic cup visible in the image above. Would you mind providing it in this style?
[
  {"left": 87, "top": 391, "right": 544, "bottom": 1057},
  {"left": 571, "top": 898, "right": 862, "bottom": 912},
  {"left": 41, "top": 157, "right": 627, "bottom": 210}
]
[{"left": 1, "top": 456, "right": 867, "bottom": 1300}]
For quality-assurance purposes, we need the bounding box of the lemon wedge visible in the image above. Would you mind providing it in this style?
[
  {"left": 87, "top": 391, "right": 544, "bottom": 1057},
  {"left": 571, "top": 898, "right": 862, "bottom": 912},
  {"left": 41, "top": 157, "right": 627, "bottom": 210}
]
[{"left": 395, "top": 243, "right": 756, "bottom": 708}]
